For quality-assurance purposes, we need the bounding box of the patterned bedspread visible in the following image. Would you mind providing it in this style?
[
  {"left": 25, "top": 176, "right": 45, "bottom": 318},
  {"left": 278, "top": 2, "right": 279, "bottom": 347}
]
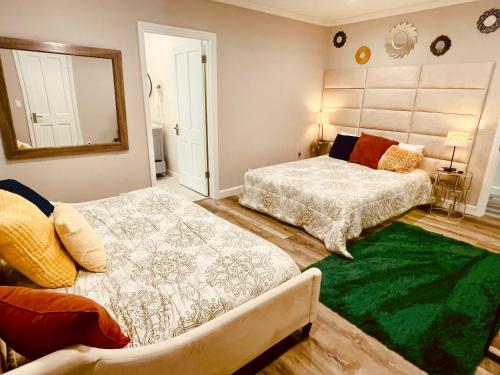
[
  {"left": 2, "top": 187, "right": 299, "bottom": 368},
  {"left": 239, "top": 156, "right": 432, "bottom": 258}
]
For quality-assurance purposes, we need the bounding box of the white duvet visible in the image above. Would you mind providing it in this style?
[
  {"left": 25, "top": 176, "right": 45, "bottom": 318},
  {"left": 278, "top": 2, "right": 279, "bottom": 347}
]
[
  {"left": 2, "top": 187, "right": 299, "bottom": 370},
  {"left": 239, "top": 156, "right": 432, "bottom": 258}
]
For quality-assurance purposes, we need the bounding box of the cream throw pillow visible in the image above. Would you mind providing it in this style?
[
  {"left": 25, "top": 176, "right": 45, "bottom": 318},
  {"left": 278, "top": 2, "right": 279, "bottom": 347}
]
[
  {"left": 54, "top": 204, "right": 107, "bottom": 273},
  {"left": 379, "top": 145, "right": 424, "bottom": 173}
]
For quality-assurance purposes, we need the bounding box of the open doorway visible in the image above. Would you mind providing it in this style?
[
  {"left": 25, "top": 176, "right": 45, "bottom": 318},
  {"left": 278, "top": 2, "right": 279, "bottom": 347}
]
[{"left": 138, "top": 22, "right": 219, "bottom": 200}]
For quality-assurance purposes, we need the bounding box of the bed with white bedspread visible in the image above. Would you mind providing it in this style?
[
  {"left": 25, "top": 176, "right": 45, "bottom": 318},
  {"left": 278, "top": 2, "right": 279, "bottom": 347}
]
[
  {"left": 239, "top": 156, "right": 432, "bottom": 258},
  {"left": 2, "top": 187, "right": 321, "bottom": 375},
  {"left": 238, "top": 62, "right": 496, "bottom": 258}
]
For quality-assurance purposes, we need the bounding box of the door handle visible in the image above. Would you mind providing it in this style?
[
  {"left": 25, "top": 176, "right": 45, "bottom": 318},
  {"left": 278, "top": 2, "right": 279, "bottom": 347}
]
[
  {"left": 31, "top": 113, "right": 43, "bottom": 124},
  {"left": 173, "top": 124, "right": 179, "bottom": 136}
]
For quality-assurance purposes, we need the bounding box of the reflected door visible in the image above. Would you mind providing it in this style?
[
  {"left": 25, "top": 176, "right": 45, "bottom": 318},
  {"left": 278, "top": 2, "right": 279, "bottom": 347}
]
[
  {"left": 15, "top": 50, "right": 81, "bottom": 147},
  {"left": 173, "top": 42, "right": 208, "bottom": 196}
]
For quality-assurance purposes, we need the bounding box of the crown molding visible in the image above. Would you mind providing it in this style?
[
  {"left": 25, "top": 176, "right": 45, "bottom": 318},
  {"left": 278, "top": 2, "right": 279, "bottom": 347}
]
[
  {"left": 212, "top": 0, "right": 332, "bottom": 26},
  {"left": 329, "top": 0, "right": 478, "bottom": 26},
  {"left": 212, "top": 0, "right": 478, "bottom": 27}
]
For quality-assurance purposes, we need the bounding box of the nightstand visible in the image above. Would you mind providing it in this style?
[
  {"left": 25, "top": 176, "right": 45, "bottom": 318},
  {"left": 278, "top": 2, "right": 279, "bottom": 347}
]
[
  {"left": 311, "top": 140, "right": 333, "bottom": 157},
  {"left": 429, "top": 169, "right": 472, "bottom": 220}
]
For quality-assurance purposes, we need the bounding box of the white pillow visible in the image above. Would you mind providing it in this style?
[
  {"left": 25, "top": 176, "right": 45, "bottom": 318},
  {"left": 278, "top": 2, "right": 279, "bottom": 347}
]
[
  {"left": 341, "top": 131, "right": 358, "bottom": 136},
  {"left": 398, "top": 143, "right": 425, "bottom": 153}
]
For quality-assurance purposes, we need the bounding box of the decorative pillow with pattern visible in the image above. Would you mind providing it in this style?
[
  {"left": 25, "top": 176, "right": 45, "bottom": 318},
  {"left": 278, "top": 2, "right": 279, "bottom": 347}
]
[{"left": 379, "top": 145, "right": 424, "bottom": 173}]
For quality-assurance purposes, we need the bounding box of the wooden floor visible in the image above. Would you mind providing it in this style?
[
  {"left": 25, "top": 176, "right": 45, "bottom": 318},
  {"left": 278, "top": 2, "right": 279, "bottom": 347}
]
[{"left": 197, "top": 196, "right": 500, "bottom": 375}]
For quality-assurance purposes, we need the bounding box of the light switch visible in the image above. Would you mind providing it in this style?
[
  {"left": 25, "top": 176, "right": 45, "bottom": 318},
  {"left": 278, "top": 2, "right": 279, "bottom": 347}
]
[{"left": 15, "top": 100, "right": 22, "bottom": 108}]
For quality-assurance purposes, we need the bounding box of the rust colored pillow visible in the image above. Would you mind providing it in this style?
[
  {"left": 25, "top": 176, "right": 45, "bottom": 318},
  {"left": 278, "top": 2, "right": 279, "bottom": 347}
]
[
  {"left": 0, "top": 286, "right": 130, "bottom": 359},
  {"left": 349, "top": 133, "right": 398, "bottom": 169}
]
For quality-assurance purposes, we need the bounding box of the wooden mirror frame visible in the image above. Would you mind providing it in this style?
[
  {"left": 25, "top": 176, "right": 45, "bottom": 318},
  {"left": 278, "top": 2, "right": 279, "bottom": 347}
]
[{"left": 0, "top": 36, "right": 128, "bottom": 160}]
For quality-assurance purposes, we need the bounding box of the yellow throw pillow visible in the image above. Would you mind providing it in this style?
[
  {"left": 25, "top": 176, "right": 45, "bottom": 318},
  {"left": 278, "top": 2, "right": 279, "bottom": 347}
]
[
  {"left": 0, "top": 190, "right": 77, "bottom": 288},
  {"left": 379, "top": 145, "right": 424, "bottom": 173},
  {"left": 54, "top": 204, "right": 106, "bottom": 273}
]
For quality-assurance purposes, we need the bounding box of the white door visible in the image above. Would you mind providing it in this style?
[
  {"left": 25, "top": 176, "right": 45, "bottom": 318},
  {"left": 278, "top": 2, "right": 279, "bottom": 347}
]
[
  {"left": 15, "top": 50, "right": 81, "bottom": 147},
  {"left": 173, "top": 42, "right": 209, "bottom": 196}
]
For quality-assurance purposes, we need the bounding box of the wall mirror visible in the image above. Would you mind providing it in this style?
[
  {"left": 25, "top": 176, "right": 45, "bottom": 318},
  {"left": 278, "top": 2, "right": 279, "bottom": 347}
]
[{"left": 0, "top": 36, "right": 127, "bottom": 159}]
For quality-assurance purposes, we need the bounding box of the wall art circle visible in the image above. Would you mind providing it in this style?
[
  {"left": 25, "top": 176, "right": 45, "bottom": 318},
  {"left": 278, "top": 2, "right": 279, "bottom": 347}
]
[
  {"left": 477, "top": 8, "right": 500, "bottom": 34},
  {"left": 385, "top": 22, "right": 418, "bottom": 59},
  {"left": 430, "top": 35, "right": 452, "bottom": 56},
  {"left": 333, "top": 31, "right": 347, "bottom": 48},
  {"left": 355, "top": 46, "right": 371, "bottom": 64}
]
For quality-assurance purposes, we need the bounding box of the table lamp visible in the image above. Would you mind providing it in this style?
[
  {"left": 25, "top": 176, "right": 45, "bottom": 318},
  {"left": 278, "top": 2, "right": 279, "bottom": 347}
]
[
  {"left": 443, "top": 131, "right": 469, "bottom": 172},
  {"left": 317, "top": 112, "right": 330, "bottom": 141}
]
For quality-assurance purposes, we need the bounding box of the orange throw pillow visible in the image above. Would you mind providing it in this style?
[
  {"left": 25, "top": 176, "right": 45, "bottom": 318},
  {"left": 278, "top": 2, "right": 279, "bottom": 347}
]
[
  {"left": 0, "top": 286, "right": 130, "bottom": 359},
  {"left": 349, "top": 133, "right": 398, "bottom": 169}
]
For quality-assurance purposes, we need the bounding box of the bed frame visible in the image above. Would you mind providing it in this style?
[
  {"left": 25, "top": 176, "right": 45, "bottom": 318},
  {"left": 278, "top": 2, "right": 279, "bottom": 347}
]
[{"left": 6, "top": 268, "right": 321, "bottom": 375}]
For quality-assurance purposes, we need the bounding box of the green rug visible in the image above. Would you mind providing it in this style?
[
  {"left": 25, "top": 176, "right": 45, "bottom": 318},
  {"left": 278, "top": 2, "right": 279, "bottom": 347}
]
[{"left": 309, "top": 222, "right": 500, "bottom": 375}]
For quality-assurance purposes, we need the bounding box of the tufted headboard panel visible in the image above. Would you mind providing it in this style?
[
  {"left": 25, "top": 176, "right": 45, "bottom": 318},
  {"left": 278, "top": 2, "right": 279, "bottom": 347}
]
[{"left": 322, "top": 62, "right": 495, "bottom": 174}]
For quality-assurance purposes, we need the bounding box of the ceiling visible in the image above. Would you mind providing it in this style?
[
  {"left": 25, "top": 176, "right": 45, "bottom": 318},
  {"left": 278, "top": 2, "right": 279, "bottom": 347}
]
[{"left": 212, "top": 0, "right": 478, "bottom": 26}]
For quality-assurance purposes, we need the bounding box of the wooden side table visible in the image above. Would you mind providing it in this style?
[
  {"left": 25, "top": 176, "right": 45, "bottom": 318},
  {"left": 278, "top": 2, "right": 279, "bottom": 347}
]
[
  {"left": 429, "top": 169, "right": 472, "bottom": 220},
  {"left": 311, "top": 140, "right": 333, "bottom": 157}
]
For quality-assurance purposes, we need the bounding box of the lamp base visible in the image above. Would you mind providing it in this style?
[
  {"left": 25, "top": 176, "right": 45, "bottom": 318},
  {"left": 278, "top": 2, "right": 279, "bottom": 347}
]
[{"left": 442, "top": 167, "right": 457, "bottom": 172}]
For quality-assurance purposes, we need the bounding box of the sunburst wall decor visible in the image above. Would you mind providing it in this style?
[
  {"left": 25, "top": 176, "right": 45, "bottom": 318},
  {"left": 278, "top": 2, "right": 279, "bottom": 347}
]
[{"left": 385, "top": 22, "right": 418, "bottom": 59}]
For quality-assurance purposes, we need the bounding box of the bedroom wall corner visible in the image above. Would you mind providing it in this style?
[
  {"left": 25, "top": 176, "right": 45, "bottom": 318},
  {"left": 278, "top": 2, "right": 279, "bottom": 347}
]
[{"left": 325, "top": 0, "right": 500, "bottom": 207}]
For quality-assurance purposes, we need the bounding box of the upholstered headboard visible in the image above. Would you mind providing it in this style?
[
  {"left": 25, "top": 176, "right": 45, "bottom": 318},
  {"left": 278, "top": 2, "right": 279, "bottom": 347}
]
[{"left": 322, "top": 62, "right": 495, "bottom": 174}]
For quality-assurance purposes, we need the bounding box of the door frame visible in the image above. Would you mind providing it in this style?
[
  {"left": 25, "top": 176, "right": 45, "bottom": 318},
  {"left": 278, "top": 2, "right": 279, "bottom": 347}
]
[
  {"left": 137, "top": 21, "right": 219, "bottom": 198},
  {"left": 12, "top": 50, "right": 83, "bottom": 147}
]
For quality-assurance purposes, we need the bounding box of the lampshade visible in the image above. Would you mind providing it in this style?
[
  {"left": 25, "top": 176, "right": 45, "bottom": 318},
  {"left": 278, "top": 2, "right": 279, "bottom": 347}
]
[
  {"left": 445, "top": 131, "right": 469, "bottom": 148},
  {"left": 317, "top": 112, "right": 330, "bottom": 125}
]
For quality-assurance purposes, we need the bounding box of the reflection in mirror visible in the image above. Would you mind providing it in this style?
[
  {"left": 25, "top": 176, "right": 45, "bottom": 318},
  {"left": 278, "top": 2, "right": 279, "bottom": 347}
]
[
  {"left": 483, "top": 15, "right": 497, "bottom": 27},
  {"left": 0, "top": 49, "right": 118, "bottom": 149},
  {"left": 391, "top": 31, "right": 408, "bottom": 50},
  {"left": 435, "top": 40, "right": 446, "bottom": 53}
]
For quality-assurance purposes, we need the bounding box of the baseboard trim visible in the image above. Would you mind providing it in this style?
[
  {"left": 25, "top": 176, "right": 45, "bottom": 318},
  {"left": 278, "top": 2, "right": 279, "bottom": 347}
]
[
  {"left": 465, "top": 204, "right": 479, "bottom": 217},
  {"left": 490, "top": 185, "right": 500, "bottom": 196},
  {"left": 167, "top": 170, "right": 179, "bottom": 178},
  {"left": 217, "top": 185, "right": 243, "bottom": 199}
]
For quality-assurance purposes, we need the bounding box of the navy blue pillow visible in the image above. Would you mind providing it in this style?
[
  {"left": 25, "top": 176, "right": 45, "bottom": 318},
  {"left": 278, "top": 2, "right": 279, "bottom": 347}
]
[
  {"left": 329, "top": 134, "right": 359, "bottom": 161},
  {"left": 0, "top": 179, "right": 54, "bottom": 216}
]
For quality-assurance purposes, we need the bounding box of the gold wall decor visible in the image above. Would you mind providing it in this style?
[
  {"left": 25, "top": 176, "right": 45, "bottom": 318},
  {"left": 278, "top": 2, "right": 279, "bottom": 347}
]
[
  {"left": 355, "top": 46, "right": 371, "bottom": 64},
  {"left": 385, "top": 22, "right": 418, "bottom": 59}
]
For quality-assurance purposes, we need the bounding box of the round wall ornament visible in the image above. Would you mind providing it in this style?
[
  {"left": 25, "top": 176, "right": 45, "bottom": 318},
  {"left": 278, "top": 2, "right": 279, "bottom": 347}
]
[
  {"left": 355, "top": 46, "right": 371, "bottom": 65},
  {"left": 333, "top": 31, "right": 347, "bottom": 48},
  {"left": 430, "top": 35, "right": 452, "bottom": 56},
  {"left": 477, "top": 9, "right": 500, "bottom": 34},
  {"left": 385, "top": 22, "right": 418, "bottom": 59}
]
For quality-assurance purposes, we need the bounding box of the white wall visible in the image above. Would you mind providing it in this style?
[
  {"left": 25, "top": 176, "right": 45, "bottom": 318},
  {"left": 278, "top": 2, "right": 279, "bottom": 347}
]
[
  {"left": 326, "top": 0, "right": 500, "bottom": 205},
  {"left": 145, "top": 34, "right": 201, "bottom": 175},
  {"left": 72, "top": 56, "right": 118, "bottom": 145}
]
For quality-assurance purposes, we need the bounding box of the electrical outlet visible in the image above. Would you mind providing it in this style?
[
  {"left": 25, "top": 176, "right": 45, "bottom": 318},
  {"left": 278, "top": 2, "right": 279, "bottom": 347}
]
[{"left": 297, "top": 152, "right": 302, "bottom": 159}]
